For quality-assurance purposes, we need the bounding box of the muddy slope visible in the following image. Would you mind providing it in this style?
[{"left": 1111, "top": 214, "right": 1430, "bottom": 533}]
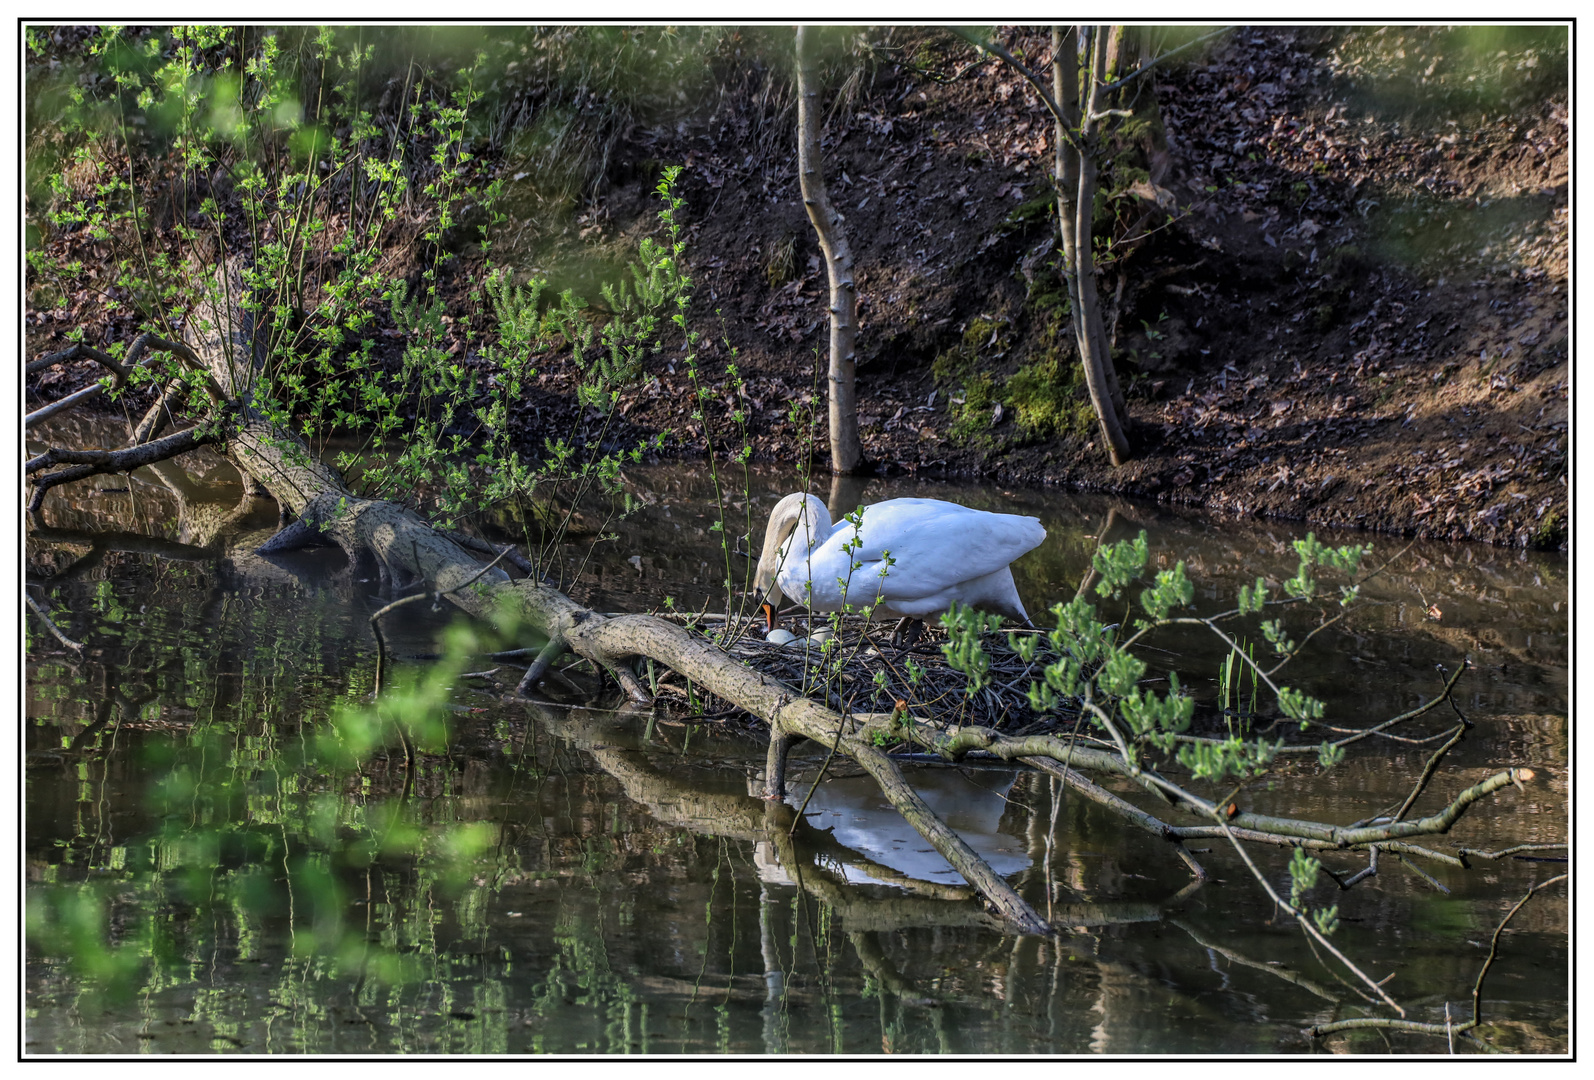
[
  {"left": 558, "top": 27, "right": 1562, "bottom": 550},
  {"left": 27, "top": 26, "right": 1568, "bottom": 549}
]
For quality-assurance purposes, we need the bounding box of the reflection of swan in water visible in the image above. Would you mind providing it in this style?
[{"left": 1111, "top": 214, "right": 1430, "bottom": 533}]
[{"left": 757, "top": 767, "right": 1031, "bottom": 888}]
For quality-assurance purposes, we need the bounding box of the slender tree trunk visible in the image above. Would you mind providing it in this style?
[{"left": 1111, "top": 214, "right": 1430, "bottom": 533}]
[
  {"left": 1079, "top": 28, "right": 1130, "bottom": 424},
  {"left": 1051, "top": 25, "right": 1133, "bottom": 465},
  {"left": 795, "top": 25, "right": 863, "bottom": 475},
  {"left": 1090, "top": 29, "right": 1128, "bottom": 417}
]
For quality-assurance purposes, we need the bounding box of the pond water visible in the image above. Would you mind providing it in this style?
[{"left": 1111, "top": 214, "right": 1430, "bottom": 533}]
[{"left": 24, "top": 434, "right": 1568, "bottom": 1055}]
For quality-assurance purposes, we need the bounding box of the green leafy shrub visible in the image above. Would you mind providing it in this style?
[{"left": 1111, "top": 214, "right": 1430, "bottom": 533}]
[{"left": 939, "top": 528, "right": 1371, "bottom": 784}]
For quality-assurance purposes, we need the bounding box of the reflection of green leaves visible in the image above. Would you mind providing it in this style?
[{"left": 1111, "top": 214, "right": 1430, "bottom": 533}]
[
  {"left": 27, "top": 888, "right": 150, "bottom": 1001},
  {"left": 92, "top": 579, "right": 125, "bottom": 623}
]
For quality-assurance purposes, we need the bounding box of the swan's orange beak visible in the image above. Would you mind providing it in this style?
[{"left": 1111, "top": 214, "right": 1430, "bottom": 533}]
[{"left": 763, "top": 602, "right": 777, "bottom": 632}]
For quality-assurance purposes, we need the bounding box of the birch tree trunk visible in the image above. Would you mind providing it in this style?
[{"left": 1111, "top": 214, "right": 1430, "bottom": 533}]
[
  {"left": 795, "top": 25, "right": 863, "bottom": 475},
  {"left": 1051, "top": 25, "right": 1133, "bottom": 465}
]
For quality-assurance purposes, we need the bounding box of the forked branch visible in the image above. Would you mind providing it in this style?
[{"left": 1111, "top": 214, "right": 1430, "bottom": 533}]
[{"left": 27, "top": 424, "right": 222, "bottom": 512}]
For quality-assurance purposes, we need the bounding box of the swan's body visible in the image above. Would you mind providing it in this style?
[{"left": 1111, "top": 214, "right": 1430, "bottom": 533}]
[{"left": 754, "top": 493, "right": 1045, "bottom": 627}]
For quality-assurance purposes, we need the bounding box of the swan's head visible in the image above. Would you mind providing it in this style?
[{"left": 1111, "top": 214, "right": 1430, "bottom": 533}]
[{"left": 753, "top": 492, "right": 829, "bottom": 608}]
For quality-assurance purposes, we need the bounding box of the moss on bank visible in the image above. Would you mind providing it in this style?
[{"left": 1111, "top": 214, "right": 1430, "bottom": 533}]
[{"left": 932, "top": 315, "right": 1095, "bottom": 450}]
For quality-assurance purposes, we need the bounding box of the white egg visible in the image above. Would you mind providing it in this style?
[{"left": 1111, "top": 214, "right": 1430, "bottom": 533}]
[{"left": 765, "top": 628, "right": 798, "bottom": 646}]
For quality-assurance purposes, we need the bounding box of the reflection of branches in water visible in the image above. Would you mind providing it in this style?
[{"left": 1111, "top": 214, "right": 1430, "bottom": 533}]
[
  {"left": 143, "top": 457, "right": 269, "bottom": 548},
  {"left": 1305, "top": 873, "right": 1566, "bottom": 1053},
  {"left": 29, "top": 525, "right": 214, "bottom": 583},
  {"left": 523, "top": 698, "right": 1178, "bottom": 935},
  {"left": 25, "top": 592, "right": 84, "bottom": 651},
  {"left": 1170, "top": 916, "right": 1341, "bottom": 1005},
  {"left": 524, "top": 700, "right": 1194, "bottom": 1044}
]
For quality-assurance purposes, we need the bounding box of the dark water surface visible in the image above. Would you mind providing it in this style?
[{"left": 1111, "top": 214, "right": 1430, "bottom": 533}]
[{"left": 24, "top": 440, "right": 1568, "bottom": 1055}]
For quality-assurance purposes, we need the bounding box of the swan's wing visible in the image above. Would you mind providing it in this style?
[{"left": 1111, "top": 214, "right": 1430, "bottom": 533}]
[{"left": 822, "top": 499, "right": 1045, "bottom": 599}]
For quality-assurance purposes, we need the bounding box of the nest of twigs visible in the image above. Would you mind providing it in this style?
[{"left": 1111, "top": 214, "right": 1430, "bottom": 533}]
[{"left": 647, "top": 610, "right": 1088, "bottom": 738}]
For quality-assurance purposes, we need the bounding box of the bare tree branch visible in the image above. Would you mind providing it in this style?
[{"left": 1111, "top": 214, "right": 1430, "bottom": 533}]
[
  {"left": 25, "top": 333, "right": 206, "bottom": 429},
  {"left": 26, "top": 342, "right": 122, "bottom": 376},
  {"left": 27, "top": 424, "right": 221, "bottom": 512},
  {"left": 25, "top": 594, "right": 85, "bottom": 651}
]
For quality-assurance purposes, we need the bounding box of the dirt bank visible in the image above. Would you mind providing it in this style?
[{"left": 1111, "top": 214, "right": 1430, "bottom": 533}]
[
  {"left": 596, "top": 26, "right": 1568, "bottom": 550},
  {"left": 26, "top": 26, "right": 1568, "bottom": 549}
]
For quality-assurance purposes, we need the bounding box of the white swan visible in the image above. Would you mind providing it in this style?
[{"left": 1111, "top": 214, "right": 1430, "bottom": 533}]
[{"left": 753, "top": 493, "right": 1046, "bottom": 632}]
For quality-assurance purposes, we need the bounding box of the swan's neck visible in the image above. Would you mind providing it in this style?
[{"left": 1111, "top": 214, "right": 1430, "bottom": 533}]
[{"left": 785, "top": 496, "right": 833, "bottom": 563}]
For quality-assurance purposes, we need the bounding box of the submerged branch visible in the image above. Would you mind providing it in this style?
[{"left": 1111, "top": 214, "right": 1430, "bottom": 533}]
[{"left": 1473, "top": 872, "right": 1567, "bottom": 1027}]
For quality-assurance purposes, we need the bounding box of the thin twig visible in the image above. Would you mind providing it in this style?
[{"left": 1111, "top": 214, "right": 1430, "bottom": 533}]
[
  {"left": 1391, "top": 721, "right": 1469, "bottom": 824},
  {"left": 945, "top": 28, "right": 1084, "bottom": 155},
  {"left": 1473, "top": 873, "right": 1567, "bottom": 1027},
  {"left": 1096, "top": 26, "right": 1234, "bottom": 93},
  {"left": 1454, "top": 842, "right": 1567, "bottom": 864},
  {"left": 25, "top": 594, "right": 85, "bottom": 651},
  {"left": 1215, "top": 815, "right": 1405, "bottom": 1016}
]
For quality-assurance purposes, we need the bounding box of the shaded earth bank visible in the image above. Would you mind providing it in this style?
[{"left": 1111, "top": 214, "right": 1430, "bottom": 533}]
[{"left": 26, "top": 25, "right": 1568, "bottom": 548}]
